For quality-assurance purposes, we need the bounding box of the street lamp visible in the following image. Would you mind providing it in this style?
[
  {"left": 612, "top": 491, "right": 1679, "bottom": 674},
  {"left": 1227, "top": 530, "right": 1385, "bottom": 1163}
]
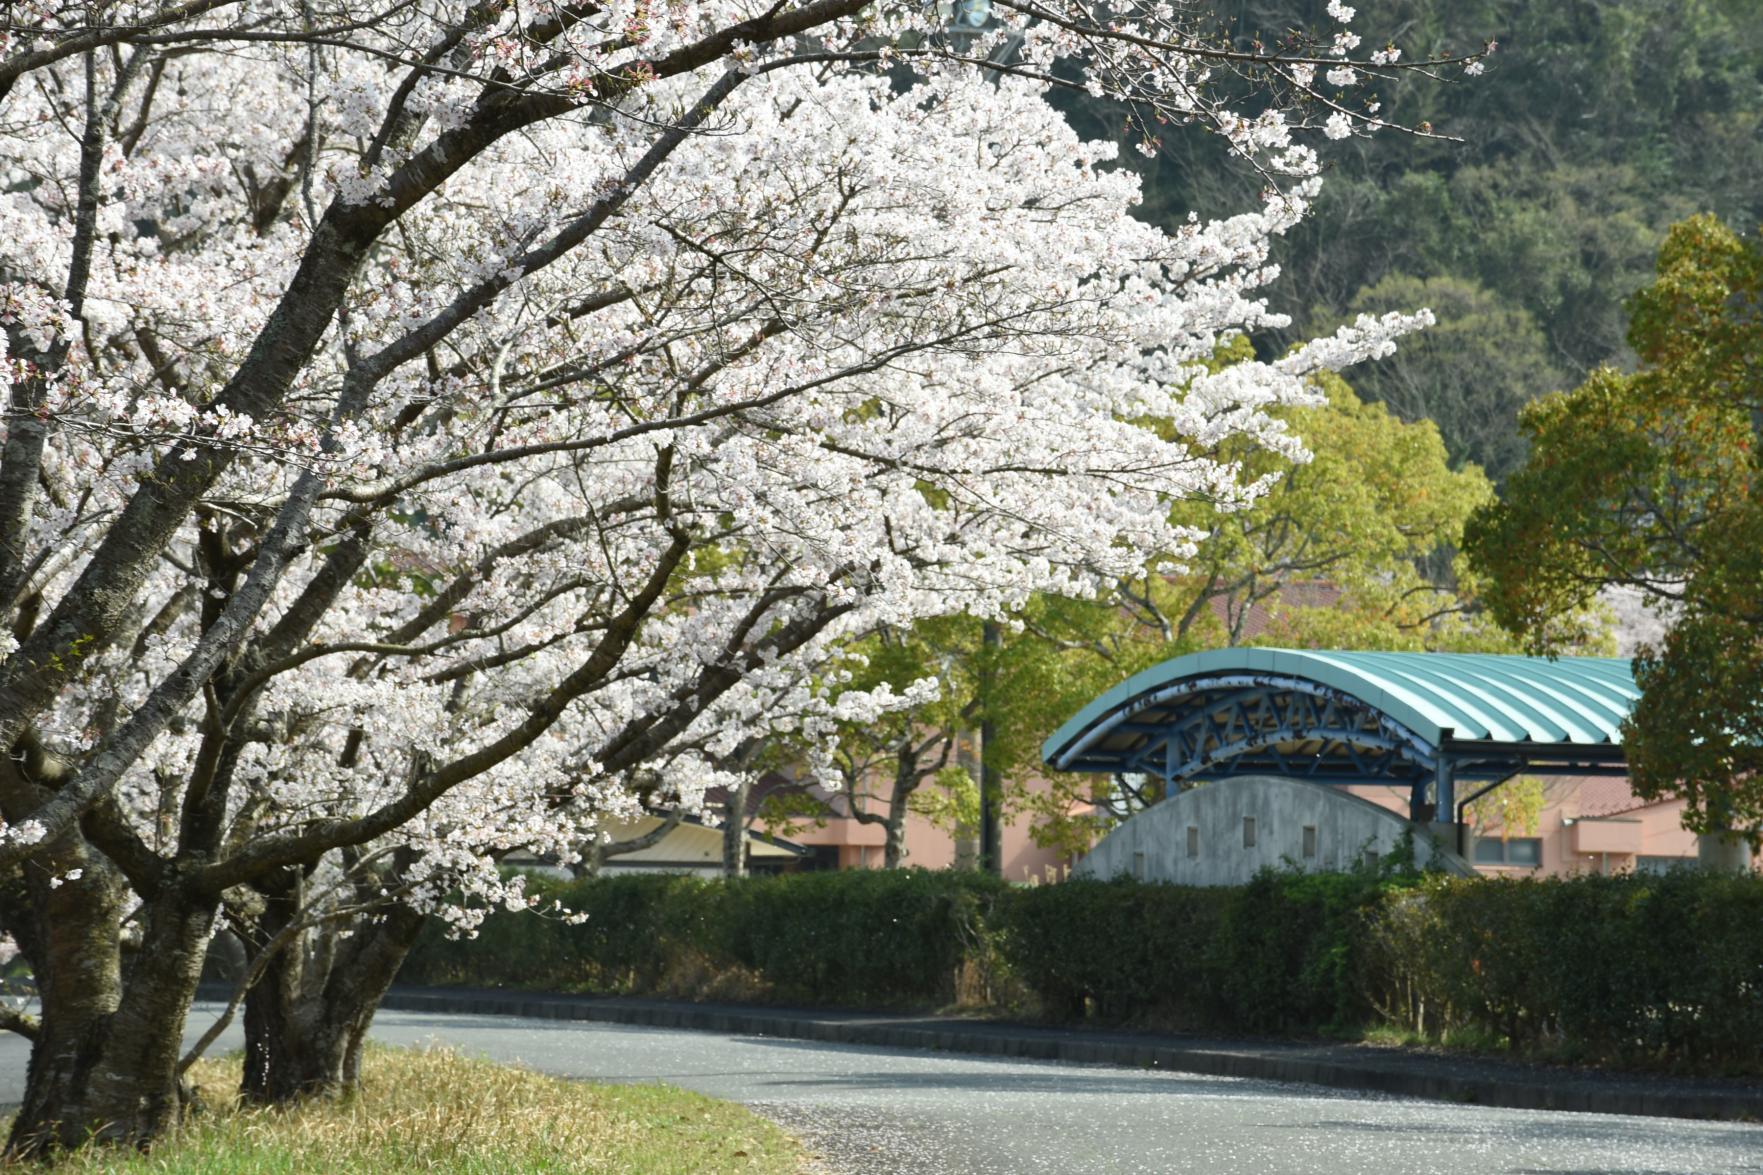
[{"left": 934, "top": 0, "right": 992, "bottom": 27}]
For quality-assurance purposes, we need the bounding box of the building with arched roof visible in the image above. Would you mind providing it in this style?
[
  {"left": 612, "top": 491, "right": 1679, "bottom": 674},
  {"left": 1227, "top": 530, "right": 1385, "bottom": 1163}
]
[
  {"left": 1044, "top": 648, "right": 1636, "bottom": 826},
  {"left": 1043, "top": 648, "right": 1727, "bottom": 880}
]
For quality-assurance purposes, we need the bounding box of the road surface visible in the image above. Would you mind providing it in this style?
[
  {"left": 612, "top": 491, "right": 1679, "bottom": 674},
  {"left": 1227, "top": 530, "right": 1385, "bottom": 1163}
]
[{"left": 3, "top": 1006, "right": 1760, "bottom": 1173}]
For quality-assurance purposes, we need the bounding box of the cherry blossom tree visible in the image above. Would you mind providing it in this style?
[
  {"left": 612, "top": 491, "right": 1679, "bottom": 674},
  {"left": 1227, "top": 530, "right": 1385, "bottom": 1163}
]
[{"left": 0, "top": 0, "right": 1481, "bottom": 1154}]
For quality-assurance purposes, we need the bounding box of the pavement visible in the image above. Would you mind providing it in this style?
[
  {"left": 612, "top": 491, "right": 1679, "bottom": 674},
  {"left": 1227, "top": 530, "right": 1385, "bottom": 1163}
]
[
  {"left": 6, "top": 999, "right": 1763, "bottom": 1173},
  {"left": 287, "top": 1007, "right": 1763, "bottom": 1173},
  {"left": 371, "top": 985, "right": 1763, "bottom": 1123}
]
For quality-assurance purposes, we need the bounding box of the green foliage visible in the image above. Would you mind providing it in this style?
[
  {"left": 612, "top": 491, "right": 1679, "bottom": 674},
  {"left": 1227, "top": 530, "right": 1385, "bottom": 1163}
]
[
  {"left": 1015, "top": 374, "right": 1547, "bottom": 852},
  {"left": 776, "top": 350, "right": 1539, "bottom": 865},
  {"left": 1331, "top": 275, "right": 1564, "bottom": 480},
  {"left": 990, "top": 878, "right": 1231, "bottom": 1023},
  {"left": 1205, "top": 867, "right": 1413, "bottom": 1032},
  {"left": 1059, "top": 0, "right": 1763, "bottom": 475},
  {"left": 910, "top": 765, "right": 980, "bottom": 834},
  {"left": 405, "top": 867, "right": 1763, "bottom": 1073},
  {"left": 716, "top": 869, "right": 1001, "bottom": 1004},
  {"left": 995, "top": 859, "right": 1417, "bottom": 1033},
  {"left": 1365, "top": 871, "right": 1763, "bottom": 1070},
  {"left": 791, "top": 617, "right": 981, "bottom": 862},
  {"left": 1173, "top": 371, "right": 1505, "bottom": 646},
  {"left": 1466, "top": 214, "right": 1763, "bottom": 838},
  {"left": 1465, "top": 775, "right": 1548, "bottom": 839},
  {"left": 753, "top": 789, "right": 830, "bottom": 841},
  {"left": 403, "top": 873, "right": 714, "bottom": 994},
  {"left": 783, "top": 361, "right": 1552, "bottom": 863},
  {"left": 402, "top": 869, "right": 1005, "bottom": 1008}
]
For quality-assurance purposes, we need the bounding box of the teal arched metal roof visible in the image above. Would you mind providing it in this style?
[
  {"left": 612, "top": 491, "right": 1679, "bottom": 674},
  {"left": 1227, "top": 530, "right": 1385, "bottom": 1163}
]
[{"left": 1042, "top": 648, "right": 1638, "bottom": 784}]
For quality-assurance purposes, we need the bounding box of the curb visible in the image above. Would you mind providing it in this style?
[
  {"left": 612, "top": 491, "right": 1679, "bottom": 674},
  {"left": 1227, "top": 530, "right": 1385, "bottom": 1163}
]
[{"left": 373, "top": 988, "right": 1763, "bottom": 1123}]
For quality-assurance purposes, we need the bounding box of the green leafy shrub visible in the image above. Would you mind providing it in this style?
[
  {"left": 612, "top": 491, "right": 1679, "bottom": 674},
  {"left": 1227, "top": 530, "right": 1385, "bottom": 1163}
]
[
  {"left": 1376, "top": 871, "right": 1763, "bottom": 1070},
  {"left": 399, "top": 865, "right": 1763, "bottom": 1072},
  {"left": 401, "top": 869, "right": 1002, "bottom": 1008},
  {"left": 1208, "top": 868, "right": 1412, "bottom": 1032},
  {"left": 992, "top": 878, "right": 1227, "bottom": 1023},
  {"left": 715, "top": 868, "right": 1003, "bottom": 1005},
  {"left": 399, "top": 873, "right": 722, "bottom": 993},
  {"left": 994, "top": 867, "right": 1411, "bottom": 1032}
]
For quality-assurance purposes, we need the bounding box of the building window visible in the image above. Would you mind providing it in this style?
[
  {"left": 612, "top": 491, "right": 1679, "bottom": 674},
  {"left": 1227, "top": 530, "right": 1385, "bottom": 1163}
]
[
  {"left": 1302, "top": 825, "right": 1318, "bottom": 859},
  {"left": 1133, "top": 851, "right": 1146, "bottom": 880},
  {"left": 1635, "top": 855, "right": 1693, "bottom": 875},
  {"left": 1186, "top": 826, "right": 1199, "bottom": 858},
  {"left": 1243, "top": 816, "right": 1257, "bottom": 849},
  {"left": 1474, "top": 837, "right": 1543, "bottom": 867},
  {"left": 1364, "top": 848, "right": 1380, "bottom": 868}
]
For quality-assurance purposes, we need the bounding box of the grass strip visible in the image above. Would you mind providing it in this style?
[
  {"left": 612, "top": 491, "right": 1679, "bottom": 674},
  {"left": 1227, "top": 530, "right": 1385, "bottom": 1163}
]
[{"left": 15, "top": 1044, "right": 811, "bottom": 1173}]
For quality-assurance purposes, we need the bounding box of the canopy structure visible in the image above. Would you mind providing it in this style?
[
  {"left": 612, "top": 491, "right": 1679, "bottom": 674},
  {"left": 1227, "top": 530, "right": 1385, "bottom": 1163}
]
[{"left": 1041, "top": 648, "right": 1638, "bottom": 821}]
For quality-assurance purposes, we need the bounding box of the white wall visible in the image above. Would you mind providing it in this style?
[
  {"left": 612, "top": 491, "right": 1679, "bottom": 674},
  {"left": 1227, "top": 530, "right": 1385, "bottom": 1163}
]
[{"left": 1076, "top": 774, "right": 1472, "bottom": 885}]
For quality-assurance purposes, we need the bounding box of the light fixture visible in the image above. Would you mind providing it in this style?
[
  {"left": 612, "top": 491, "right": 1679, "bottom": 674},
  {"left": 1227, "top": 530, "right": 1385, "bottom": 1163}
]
[{"left": 932, "top": 0, "right": 990, "bottom": 27}]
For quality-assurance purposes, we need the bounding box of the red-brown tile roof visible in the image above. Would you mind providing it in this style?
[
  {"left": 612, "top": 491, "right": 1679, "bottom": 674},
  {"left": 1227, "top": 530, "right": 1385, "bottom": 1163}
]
[
  {"left": 1208, "top": 581, "right": 1345, "bottom": 641},
  {"left": 1563, "top": 775, "right": 1677, "bottom": 819}
]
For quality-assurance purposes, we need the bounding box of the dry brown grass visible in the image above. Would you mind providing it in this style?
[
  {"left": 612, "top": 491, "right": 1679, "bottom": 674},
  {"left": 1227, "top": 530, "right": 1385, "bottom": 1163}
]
[{"left": 19, "top": 1045, "right": 812, "bottom": 1173}]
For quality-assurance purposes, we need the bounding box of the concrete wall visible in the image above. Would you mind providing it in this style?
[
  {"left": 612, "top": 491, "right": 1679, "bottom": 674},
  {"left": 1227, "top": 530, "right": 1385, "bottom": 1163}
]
[{"left": 1075, "top": 774, "right": 1472, "bottom": 885}]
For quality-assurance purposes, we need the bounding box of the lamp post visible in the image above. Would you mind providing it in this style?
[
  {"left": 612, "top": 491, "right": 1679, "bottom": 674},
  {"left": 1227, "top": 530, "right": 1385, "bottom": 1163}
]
[{"left": 935, "top": 0, "right": 993, "bottom": 26}]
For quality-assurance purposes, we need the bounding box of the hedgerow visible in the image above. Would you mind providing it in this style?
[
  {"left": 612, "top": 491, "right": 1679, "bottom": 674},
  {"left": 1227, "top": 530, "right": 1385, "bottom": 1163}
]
[
  {"left": 399, "top": 869, "right": 1005, "bottom": 1007},
  {"left": 398, "top": 866, "right": 1763, "bottom": 1072}
]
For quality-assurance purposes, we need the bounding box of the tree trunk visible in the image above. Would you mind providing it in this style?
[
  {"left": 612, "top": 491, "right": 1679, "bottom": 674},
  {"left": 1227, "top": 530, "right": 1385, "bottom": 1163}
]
[
  {"left": 1698, "top": 831, "right": 1754, "bottom": 872},
  {"left": 722, "top": 775, "right": 751, "bottom": 878},
  {"left": 882, "top": 803, "right": 908, "bottom": 869},
  {"left": 882, "top": 756, "right": 914, "bottom": 869},
  {"left": 952, "top": 731, "right": 980, "bottom": 870},
  {"left": 239, "top": 901, "right": 427, "bottom": 1104},
  {"left": 7, "top": 849, "right": 215, "bottom": 1157},
  {"left": 978, "top": 621, "right": 1002, "bottom": 877}
]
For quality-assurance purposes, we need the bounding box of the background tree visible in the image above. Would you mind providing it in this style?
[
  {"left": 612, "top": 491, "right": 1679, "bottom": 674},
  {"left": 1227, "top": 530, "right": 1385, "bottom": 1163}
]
[
  {"left": 1001, "top": 369, "right": 1552, "bottom": 851},
  {"left": 814, "top": 620, "right": 971, "bottom": 869},
  {"left": 1466, "top": 214, "right": 1763, "bottom": 859},
  {"left": 805, "top": 364, "right": 1557, "bottom": 860},
  {"left": 1329, "top": 274, "right": 1563, "bottom": 480},
  {"left": 1060, "top": 0, "right": 1763, "bottom": 477}
]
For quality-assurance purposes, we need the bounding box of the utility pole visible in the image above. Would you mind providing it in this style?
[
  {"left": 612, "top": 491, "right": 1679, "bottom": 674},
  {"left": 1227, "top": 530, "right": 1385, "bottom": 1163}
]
[
  {"left": 979, "top": 619, "right": 1002, "bottom": 876},
  {"left": 721, "top": 773, "right": 751, "bottom": 878}
]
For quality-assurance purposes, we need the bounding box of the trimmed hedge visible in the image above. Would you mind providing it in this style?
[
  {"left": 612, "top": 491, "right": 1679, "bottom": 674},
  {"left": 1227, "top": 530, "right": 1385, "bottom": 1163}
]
[
  {"left": 1366, "top": 871, "right": 1763, "bottom": 1070},
  {"left": 991, "top": 877, "right": 1229, "bottom": 1025},
  {"left": 401, "top": 869, "right": 1005, "bottom": 1007},
  {"left": 991, "top": 867, "right": 1411, "bottom": 1032},
  {"left": 399, "top": 866, "right": 1763, "bottom": 1072}
]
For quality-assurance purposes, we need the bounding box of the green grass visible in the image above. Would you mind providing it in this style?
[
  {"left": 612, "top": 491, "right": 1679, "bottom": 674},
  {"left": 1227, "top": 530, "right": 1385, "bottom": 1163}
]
[{"left": 14, "top": 1045, "right": 812, "bottom": 1173}]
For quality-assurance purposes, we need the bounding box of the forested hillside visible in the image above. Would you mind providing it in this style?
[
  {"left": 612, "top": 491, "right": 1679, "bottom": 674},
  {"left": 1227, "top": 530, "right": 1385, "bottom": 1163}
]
[{"left": 1065, "top": 0, "right": 1763, "bottom": 480}]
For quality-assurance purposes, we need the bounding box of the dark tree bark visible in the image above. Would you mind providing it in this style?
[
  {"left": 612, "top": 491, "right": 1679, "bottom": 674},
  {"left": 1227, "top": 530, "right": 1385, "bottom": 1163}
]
[
  {"left": 978, "top": 620, "right": 1002, "bottom": 877},
  {"left": 4, "top": 837, "right": 216, "bottom": 1157},
  {"left": 237, "top": 887, "right": 427, "bottom": 1103},
  {"left": 840, "top": 730, "right": 956, "bottom": 870},
  {"left": 882, "top": 768, "right": 912, "bottom": 870}
]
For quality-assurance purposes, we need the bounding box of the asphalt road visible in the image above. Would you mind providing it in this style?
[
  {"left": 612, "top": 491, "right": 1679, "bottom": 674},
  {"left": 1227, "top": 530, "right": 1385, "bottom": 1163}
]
[{"left": 4, "top": 1006, "right": 1762, "bottom": 1173}]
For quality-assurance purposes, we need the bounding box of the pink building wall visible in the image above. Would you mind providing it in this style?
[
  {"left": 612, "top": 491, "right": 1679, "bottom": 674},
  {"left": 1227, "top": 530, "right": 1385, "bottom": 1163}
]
[
  {"left": 772, "top": 778, "right": 1070, "bottom": 881},
  {"left": 777, "top": 768, "right": 1738, "bottom": 881},
  {"left": 1346, "top": 775, "right": 1708, "bottom": 877}
]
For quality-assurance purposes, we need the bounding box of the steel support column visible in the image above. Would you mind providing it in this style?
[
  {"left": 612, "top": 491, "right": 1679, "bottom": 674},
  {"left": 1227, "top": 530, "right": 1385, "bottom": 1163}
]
[{"left": 1432, "top": 758, "right": 1456, "bottom": 825}]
